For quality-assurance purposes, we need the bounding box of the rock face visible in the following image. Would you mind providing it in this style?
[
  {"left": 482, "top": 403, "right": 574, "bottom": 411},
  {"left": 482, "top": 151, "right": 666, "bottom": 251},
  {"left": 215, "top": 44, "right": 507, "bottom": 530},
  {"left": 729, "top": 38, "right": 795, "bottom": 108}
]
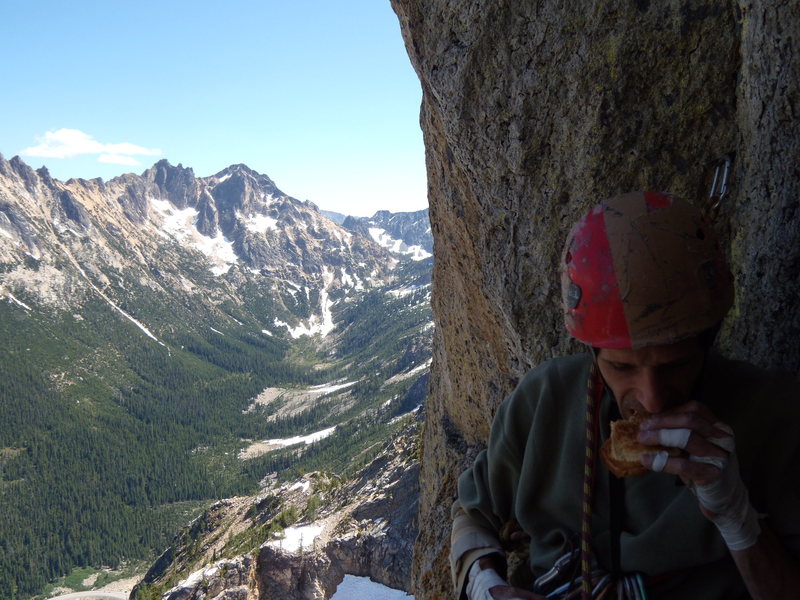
[
  {"left": 254, "top": 546, "right": 335, "bottom": 600},
  {"left": 324, "top": 442, "right": 419, "bottom": 592},
  {"left": 389, "top": 1, "right": 800, "bottom": 598}
]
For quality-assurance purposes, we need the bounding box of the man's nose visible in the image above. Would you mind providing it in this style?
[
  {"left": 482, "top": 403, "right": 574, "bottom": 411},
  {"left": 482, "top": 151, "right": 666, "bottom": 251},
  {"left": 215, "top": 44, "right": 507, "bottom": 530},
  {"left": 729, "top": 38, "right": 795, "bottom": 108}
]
[{"left": 637, "top": 370, "right": 670, "bottom": 414}]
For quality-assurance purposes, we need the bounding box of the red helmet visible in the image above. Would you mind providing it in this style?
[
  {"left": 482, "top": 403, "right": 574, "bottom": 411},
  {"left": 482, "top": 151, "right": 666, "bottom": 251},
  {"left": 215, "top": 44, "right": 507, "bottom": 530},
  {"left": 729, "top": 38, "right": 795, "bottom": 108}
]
[{"left": 561, "top": 191, "right": 734, "bottom": 348}]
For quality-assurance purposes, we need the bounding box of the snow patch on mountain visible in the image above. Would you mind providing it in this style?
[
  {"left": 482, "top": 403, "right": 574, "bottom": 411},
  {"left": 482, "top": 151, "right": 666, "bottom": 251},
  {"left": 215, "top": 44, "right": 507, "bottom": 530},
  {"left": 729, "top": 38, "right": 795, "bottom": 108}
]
[
  {"left": 368, "top": 228, "right": 431, "bottom": 261},
  {"left": 388, "top": 282, "right": 430, "bottom": 298},
  {"left": 332, "top": 575, "right": 414, "bottom": 600},
  {"left": 274, "top": 267, "right": 336, "bottom": 338},
  {"left": 309, "top": 381, "right": 357, "bottom": 394},
  {"left": 268, "top": 523, "right": 325, "bottom": 553},
  {"left": 2, "top": 290, "right": 32, "bottom": 310},
  {"left": 241, "top": 211, "right": 279, "bottom": 234},
  {"left": 340, "top": 268, "right": 365, "bottom": 291},
  {"left": 289, "top": 480, "right": 311, "bottom": 494},
  {"left": 150, "top": 198, "right": 238, "bottom": 275},
  {"left": 263, "top": 426, "right": 337, "bottom": 448},
  {"left": 196, "top": 234, "right": 238, "bottom": 276},
  {"left": 109, "top": 299, "right": 160, "bottom": 341},
  {"left": 176, "top": 564, "right": 223, "bottom": 592}
]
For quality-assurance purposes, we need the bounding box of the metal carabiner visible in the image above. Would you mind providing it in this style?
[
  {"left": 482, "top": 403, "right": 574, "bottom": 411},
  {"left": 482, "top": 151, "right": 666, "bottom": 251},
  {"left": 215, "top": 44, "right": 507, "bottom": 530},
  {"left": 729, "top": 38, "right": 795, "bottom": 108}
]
[
  {"left": 533, "top": 548, "right": 581, "bottom": 595},
  {"left": 706, "top": 154, "right": 733, "bottom": 221}
]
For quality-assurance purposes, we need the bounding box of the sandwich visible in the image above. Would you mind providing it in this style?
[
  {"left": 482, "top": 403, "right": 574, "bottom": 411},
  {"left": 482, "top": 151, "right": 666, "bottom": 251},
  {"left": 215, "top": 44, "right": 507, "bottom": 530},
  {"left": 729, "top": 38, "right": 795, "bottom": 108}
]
[{"left": 600, "top": 415, "right": 682, "bottom": 477}]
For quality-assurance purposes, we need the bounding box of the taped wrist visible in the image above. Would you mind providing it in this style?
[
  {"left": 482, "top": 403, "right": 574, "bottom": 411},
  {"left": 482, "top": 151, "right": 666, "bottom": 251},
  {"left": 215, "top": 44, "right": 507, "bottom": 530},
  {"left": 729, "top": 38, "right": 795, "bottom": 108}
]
[
  {"left": 465, "top": 559, "right": 508, "bottom": 600},
  {"left": 692, "top": 423, "right": 761, "bottom": 551},
  {"left": 709, "top": 502, "right": 761, "bottom": 551}
]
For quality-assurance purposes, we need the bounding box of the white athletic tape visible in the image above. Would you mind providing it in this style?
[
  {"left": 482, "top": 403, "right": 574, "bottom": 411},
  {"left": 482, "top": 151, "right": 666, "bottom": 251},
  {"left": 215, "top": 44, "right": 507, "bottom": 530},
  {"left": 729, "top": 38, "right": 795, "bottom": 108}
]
[
  {"left": 708, "top": 422, "right": 735, "bottom": 452},
  {"left": 466, "top": 561, "right": 510, "bottom": 600},
  {"left": 689, "top": 422, "right": 760, "bottom": 551},
  {"left": 690, "top": 454, "right": 728, "bottom": 471},
  {"left": 712, "top": 506, "right": 762, "bottom": 551},
  {"left": 651, "top": 450, "right": 670, "bottom": 472},
  {"left": 658, "top": 427, "right": 692, "bottom": 449}
]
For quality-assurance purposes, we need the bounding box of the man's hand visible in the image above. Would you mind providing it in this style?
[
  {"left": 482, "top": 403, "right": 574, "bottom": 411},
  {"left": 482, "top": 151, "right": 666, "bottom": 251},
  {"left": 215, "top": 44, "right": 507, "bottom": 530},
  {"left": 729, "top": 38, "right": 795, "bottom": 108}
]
[
  {"left": 636, "top": 400, "right": 728, "bottom": 486},
  {"left": 487, "top": 586, "right": 543, "bottom": 599},
  {"left": 466, "top": 558, "right": 544, "bottom": 600},
  {"left": 636, "top": 401, "right": 760, "bottom": 550}
]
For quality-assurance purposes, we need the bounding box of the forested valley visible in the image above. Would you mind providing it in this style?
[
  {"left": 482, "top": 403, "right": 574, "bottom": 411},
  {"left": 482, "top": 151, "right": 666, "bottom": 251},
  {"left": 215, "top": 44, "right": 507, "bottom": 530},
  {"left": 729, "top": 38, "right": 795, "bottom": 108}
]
[{"left": 0, "top": 257, "right": 432, "bottom": 599}]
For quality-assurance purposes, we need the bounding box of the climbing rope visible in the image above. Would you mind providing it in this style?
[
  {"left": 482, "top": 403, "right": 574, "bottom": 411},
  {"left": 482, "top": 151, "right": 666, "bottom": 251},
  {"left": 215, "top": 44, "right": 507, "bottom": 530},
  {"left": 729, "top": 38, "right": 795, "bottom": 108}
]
[{"left": 580, "top": 361, "right": 605, "bottom": 600}]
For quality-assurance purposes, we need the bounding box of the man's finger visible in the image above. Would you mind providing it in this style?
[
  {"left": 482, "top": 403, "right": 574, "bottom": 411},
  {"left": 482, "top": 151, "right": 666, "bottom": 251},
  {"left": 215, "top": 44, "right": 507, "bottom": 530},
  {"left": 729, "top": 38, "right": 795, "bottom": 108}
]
[
  {"left": 707, "top": 422, "right": 735, "bottom": 452},
  {"left": 639, "top": 429, "right": 729, "bottom": 460},
  {"left": 641, "top": 413, "right": 726, "bottom": 440},
  {"left": 656, "top": 427, "right": 692, "bottom": 448},
  {"left": 641, "top": 453, "right": 721, "bottom": 485},
  {"left": 650, "top": 450, "right": 670, "bottom": 472},
  {"left": 690, "top": 454, "right": 728, "bottom": 470}
]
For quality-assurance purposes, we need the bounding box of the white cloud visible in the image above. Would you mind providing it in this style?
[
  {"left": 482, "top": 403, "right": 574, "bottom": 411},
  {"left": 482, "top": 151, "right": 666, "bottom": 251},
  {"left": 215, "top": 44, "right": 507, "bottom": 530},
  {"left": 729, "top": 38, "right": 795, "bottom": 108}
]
[
  {"left": 21, "top": 128, "right": 161, "bottom": 165},
  {"left": 98, "top": 153, "right": 141, "bottom": 165}
]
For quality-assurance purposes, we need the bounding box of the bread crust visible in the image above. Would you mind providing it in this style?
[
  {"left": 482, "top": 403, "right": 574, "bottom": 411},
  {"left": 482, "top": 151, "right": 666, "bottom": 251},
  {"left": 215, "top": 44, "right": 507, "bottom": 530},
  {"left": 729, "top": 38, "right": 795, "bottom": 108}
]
[
  {"left": 600, "top": 435, "right": 650, "bottom": 477},
  {"left": 600, "top": 417, "right": 679, "bottom": 478}
]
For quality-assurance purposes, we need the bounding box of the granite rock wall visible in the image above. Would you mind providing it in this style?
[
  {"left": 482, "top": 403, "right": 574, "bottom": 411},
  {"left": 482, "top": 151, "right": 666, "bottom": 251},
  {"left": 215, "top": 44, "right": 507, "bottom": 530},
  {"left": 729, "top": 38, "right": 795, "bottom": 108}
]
[{"left": 389, "top": 1, "right": 800, "bottom": 597}]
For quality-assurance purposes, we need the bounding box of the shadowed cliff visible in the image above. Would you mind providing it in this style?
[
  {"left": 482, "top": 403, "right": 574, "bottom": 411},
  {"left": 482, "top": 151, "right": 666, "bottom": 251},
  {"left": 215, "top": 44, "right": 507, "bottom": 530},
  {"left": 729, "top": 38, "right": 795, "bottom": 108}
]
[{"left": 389, "top": 1, "right": 800, "bottom": 598}]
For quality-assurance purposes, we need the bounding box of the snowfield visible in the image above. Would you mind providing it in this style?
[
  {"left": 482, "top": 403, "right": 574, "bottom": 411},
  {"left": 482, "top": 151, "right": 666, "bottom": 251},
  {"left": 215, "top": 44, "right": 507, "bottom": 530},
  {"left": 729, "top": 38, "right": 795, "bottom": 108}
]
[
  {"left": 332, "top": 575, "right": 413, "bottom": 599},
  {"left": 150, "top": 197, "right": 238, "bottom": 275},
  {"left": 267, "top": 523, "right": 325, "bottom": 552},
  {"left": 263, "top": 426, "right": 337, "bottom": 448}
]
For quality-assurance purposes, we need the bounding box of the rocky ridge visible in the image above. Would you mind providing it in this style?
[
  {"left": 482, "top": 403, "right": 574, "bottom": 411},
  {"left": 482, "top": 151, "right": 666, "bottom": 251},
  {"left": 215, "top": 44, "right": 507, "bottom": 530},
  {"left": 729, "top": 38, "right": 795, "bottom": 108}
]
[
  {"left": 133, "top": 421, "right": 419, "bottom": 600},
  {"left": 0, "top": 155, "right": 398, "bottom": 334}
]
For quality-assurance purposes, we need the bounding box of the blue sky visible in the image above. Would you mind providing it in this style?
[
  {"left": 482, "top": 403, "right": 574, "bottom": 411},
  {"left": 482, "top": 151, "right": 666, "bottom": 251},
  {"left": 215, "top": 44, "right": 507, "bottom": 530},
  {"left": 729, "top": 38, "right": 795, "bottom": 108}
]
[{"left": 1, "top": 1, "right": 427, "bottom": 217}]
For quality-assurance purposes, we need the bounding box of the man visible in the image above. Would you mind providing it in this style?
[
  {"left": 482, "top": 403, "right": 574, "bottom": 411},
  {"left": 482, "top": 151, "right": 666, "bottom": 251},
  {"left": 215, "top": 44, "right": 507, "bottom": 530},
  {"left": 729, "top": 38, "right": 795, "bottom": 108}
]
[{"left": 450, "top": 192, "right": 800, "bottom": 599}]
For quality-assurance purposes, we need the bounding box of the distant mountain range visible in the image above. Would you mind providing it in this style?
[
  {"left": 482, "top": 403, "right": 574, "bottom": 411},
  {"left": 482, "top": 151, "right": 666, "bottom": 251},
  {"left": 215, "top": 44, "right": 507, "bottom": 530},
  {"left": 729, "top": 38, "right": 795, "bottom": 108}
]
[
  {"left": 323, "top": 209, "right": 432, "bottom": 261},
  {"left": 0, "top": 155, "right": 431, "bottom": 598},
  {"left": 0, "top": 155, "right": 431, "bottom": 319}
]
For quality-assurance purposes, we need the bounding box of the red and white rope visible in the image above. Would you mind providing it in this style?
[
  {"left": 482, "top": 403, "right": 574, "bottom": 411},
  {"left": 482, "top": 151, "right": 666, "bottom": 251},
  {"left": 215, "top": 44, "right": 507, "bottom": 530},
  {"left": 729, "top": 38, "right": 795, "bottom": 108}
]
[{"left": 581, "top": 362, "right": 605, "bottom": 599}]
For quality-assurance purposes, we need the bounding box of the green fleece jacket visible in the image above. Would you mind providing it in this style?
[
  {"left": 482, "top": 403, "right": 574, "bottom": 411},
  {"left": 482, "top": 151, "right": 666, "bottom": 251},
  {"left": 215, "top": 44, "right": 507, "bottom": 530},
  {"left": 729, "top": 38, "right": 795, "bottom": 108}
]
[{"left": 453, "top": 353, "right": 800, "bottom": 599}]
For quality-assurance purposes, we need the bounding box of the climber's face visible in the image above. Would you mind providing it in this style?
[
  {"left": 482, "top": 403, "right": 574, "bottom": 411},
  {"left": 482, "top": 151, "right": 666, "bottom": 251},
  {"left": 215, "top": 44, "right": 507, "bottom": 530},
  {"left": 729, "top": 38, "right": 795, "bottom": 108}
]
[{"left": 596, "top": 337, "right": 705, "bottom": 417}]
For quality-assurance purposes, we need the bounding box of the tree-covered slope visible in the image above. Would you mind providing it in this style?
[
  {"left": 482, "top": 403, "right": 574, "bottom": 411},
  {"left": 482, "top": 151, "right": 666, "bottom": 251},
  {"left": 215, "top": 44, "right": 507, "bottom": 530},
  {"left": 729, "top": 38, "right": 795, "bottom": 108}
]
[{"left": 0, "top": 157, "right": 432, "bottom": 598}]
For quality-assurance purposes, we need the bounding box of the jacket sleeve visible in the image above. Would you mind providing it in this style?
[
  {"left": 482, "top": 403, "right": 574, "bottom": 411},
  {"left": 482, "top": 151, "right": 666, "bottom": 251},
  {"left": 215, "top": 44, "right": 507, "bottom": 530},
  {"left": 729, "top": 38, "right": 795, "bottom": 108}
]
[
  {"left": 449, "top": 375, "right": 535, "bottom": 597},
  {"left": 450, "top": 498, "right": 504, "bottom": 597}
]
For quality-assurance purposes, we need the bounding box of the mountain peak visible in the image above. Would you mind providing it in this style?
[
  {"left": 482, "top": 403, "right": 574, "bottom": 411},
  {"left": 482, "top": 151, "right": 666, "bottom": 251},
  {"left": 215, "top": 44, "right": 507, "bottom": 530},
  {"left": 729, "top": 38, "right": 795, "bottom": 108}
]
[
  {"left": 140, "top": 160, "right": 198, "bottom": 209},
  {"left": 143, "top": 159, "right": 195, "bottom": 179},
  {"left": 215, "top": 163, "right": 264, "bottom": 179}
]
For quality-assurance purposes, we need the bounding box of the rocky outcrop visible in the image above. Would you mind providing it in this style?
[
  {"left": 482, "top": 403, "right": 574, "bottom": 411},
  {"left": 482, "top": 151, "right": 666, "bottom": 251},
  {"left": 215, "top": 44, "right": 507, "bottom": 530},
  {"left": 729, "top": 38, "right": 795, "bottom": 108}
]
[
  {"left": 254, "top": 546, "right": 336, "bottom": 600},
  {"left": 143, "top": 160, "right": 199, "bottom": 209},
  {"left": 136, "top": 423, "right": 419, "bottom": 600},
  {"left": 160, "top": 556, "right": 258, "bottom": 600},
  {"left": 389, "top": 1, "right": 800, "bottom": 597},
  {"left": 326, "top": 448, "right": 419, "bottom": 591}
]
